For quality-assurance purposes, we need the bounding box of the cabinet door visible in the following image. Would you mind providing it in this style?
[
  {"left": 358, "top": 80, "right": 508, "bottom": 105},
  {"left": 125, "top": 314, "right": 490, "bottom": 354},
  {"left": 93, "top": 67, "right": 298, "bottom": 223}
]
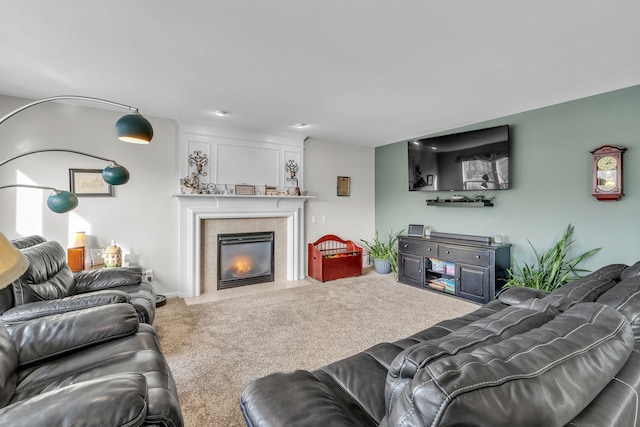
[
  {"left": 456, "top": 264, "right": 490, "bottom": 304},
  {"left": 399, "top": 253, "right": 424, "bottom": 287}
]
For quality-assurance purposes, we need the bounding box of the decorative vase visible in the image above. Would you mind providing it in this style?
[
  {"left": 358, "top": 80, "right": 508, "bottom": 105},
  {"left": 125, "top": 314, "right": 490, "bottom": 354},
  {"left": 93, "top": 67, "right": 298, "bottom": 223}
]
[
  {"left": 373, "top": 258, "right": 391, "bottom": 274},
  {"left": 103, "top": 240, "right": 122, "bottom": 268}
]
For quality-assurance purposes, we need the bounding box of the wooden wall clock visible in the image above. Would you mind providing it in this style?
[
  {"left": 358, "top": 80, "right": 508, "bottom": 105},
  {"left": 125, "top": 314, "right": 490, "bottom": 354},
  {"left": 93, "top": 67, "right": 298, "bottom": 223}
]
[{"left": 591, "top": 145, "right": 627, "bottom": 201}]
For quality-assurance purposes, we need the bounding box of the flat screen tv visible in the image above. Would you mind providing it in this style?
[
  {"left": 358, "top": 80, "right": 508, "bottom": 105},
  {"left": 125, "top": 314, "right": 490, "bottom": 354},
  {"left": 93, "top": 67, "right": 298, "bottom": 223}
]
[{"left": 408, "top": 125, "right": 510, "bottom": 192}]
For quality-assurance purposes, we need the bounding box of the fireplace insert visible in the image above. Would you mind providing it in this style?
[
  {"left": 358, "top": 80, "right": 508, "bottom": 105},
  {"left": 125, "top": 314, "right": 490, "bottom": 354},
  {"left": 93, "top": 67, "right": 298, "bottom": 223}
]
[{"left": 217, "top": 231, "right": 275, "bottom": 289}]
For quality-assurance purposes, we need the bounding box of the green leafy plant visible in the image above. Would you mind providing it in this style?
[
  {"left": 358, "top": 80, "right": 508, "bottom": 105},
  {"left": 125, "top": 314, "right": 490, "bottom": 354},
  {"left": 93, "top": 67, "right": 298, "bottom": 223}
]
[
  {"left": 360, "top": 229, "right": 404, "bottom": 276},
  {"left": 502, "top": 224, "right": 600, "bottom": 293}
]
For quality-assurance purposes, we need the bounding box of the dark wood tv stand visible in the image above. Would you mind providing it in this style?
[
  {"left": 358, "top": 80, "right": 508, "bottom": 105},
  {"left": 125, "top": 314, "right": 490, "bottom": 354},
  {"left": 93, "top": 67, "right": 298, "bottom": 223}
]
[{"left": 397, "top": 233, "right": 511, "bottom": 304}]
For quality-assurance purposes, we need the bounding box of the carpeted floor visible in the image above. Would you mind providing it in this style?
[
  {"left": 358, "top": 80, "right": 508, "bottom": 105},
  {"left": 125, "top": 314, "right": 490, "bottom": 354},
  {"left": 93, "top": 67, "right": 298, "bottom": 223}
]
[{"left": 153, "top": 270, "right": 478, "bottom": 427}]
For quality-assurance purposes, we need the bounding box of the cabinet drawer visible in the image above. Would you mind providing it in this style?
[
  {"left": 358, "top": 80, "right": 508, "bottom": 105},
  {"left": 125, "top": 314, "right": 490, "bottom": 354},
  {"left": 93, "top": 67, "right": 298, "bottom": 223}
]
[
  {"left": 399, "top": 239, "right": 437, "bottom": 256},
  {"left": 438, "top": 245, "right": 491, "bottom": 266}
]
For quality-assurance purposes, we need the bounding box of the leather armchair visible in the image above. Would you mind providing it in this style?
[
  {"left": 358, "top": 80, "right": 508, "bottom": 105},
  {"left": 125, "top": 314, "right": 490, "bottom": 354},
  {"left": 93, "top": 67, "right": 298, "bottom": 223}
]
[
  {"left": 1, "top": 236, "right": 155, "bottom": 323},
  {"left": 0, "top": 303, "right": 183, "bottom": 426}
]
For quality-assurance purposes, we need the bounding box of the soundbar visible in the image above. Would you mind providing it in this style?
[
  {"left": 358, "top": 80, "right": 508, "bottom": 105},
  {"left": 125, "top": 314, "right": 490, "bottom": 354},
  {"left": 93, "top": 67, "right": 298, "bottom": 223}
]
[{"left": 428, "top": 231, "right": 492, "bottom": 244}]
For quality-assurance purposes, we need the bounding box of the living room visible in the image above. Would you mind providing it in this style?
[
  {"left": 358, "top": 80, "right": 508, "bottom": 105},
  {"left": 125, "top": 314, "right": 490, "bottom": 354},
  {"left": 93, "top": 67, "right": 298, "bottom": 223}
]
[{"left": 2, "top": 2, "right": 640, "bottom": 426}]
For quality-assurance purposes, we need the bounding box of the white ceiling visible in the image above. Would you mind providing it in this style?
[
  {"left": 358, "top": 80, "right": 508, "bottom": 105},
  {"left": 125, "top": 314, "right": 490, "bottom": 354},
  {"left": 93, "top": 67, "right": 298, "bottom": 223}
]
[{"left": 1, "top": 1, "right": 639, "bottom": 147}]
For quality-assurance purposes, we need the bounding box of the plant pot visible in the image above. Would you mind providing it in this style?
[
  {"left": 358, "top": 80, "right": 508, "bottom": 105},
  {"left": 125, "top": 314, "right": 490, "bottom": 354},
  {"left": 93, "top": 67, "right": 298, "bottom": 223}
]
[{"left": 373, "top": 258, "right": 391, "bottom": 274}]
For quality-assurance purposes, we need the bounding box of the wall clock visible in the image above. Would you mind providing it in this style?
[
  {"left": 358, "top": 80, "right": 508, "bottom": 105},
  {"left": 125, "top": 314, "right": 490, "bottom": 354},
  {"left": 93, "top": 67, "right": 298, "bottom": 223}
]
[{"left": 590, "top": 145, "right": 626, "bottom": 201}]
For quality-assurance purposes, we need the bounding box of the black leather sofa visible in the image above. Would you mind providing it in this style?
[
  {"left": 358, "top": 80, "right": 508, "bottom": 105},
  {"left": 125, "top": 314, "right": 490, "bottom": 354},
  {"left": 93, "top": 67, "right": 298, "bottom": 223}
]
[
  {"left": 0, "top": 302, "right": 183, "bottom": 426},
  {"left": 2, "top": 235, "right": 156, "bottom": 324},
  {"left": 241, "top": 262, "right": 640, "bottom": 426}
]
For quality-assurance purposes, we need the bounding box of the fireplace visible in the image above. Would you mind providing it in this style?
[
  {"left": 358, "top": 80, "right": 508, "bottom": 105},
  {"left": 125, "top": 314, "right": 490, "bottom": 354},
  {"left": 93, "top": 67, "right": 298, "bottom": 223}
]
[
  {"left": 176, "top": 194, "right": 309, "bottom": 297},
  {"left": 217, "top": 231, "right": 275, "bottom": 289}
]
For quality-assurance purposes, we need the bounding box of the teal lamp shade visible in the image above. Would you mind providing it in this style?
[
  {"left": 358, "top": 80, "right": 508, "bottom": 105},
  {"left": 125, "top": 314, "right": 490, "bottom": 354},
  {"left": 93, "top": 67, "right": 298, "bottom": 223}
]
[
  {"left": 47, "top": 191, "right": 78, "bottom": 213},
  {"left": 115, "top": 114, "right": 154, "bottom": 144},
  {"left": 102, "top": 163, "right": 130, "bottom": 185}
]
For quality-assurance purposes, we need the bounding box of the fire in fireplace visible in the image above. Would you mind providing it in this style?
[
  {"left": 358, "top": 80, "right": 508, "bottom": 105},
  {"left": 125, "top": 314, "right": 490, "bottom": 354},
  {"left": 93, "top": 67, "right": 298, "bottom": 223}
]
[{"left": 217, "top": 231, "right": 275, "bottom": 289}]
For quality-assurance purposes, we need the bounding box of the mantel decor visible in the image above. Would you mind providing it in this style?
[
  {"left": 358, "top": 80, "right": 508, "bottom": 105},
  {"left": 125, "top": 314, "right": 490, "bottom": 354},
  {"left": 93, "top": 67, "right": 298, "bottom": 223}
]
[{"left": 235, "top": 184, "right": 256, "bottom": 196}]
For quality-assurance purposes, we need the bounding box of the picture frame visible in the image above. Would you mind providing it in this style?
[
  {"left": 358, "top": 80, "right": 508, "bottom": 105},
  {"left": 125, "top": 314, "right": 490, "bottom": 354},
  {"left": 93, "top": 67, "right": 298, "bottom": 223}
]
[
  {"left": 69, "top": 169, "right": 113, "bottom": 196},
  {"left": 407, "top": 224, "right": 425, "bottom": 237},
  {"left": 337, "top": 176, "right": 350, "bottom": 196},
  {"left": 426, "top": 174, "right": 434, "bottom": 186},
  {"left": 90, "top": 248, "right": 104, "bottom": 267},
  {"left": 235, "top": 184, "right": 256, "bottom": 195}
]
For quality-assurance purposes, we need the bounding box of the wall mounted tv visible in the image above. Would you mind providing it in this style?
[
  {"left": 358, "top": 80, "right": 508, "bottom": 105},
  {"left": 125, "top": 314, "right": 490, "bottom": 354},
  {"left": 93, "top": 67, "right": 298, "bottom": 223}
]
[{"left": 408, "top": 124, "right": 510, "bottom": 192}]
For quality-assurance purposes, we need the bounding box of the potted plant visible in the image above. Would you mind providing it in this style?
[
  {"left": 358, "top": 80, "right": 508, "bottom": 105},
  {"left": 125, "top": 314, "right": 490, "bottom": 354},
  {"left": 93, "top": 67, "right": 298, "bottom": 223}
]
[
  {"left": 361, "top": 229, "right": 403, "bottom": 276},
  {"left": 501, "top": 224, "right": 600, "bottom": 293}
]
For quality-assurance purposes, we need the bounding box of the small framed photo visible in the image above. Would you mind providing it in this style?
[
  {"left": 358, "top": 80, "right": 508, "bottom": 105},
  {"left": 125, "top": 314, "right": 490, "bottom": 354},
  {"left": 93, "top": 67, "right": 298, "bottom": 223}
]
[
  {"left": 426, "top": 174, "right": 434, "bottom": 186},
  {"left": 407, "top": 224, "right": 425, "bottom": 237},
  {"left": 337, "top": 176, "right": 350, "bottom": 196},
  {"left": 235, "top": 184, "right": 256, "bottom": 195},
  {"left": 70, "top": 169, "right": 113, "bottom": 197},
  {"left": 90, "top": 248, "right": 104, "bottom": 267}
]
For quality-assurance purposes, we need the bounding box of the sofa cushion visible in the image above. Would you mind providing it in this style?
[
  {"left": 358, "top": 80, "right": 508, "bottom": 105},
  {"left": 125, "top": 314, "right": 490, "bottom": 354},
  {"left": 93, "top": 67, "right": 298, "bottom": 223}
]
[
  {"left": 0, "top": 374, "right": 149, "bottom": 427},
  {"left": 381, "top": 303, "right": 633, "bottom": 427},
  {"left": 10, "top": 235, "right": 46, "bottom": 250},
  {"left": 0, "top": 322, "right": 18, "bottom": 408},
  {"left": 7, "top": 303, "right": 139, "bottom": 367},
  {"left": 597, "top": 275, "right": 640, "bottom": 341},
  {"left": 12, "top": 241, "right": 76, "bottom": 305},
  {"left": 385, "top": 298, "right": 559, "bottom": 417},
  {"left": 541, "top": 263, "right": 627, "bottom": 311},
  {"left": 0, "top": 291, "right": 130, "bottom": 323},
  {"left": 75, "top": 266, "right": 142, "bottom": 293},
  {"left": 621, "top": 261, "right": 640, "bottom": 281},
  {"left": 497, "top": 286, "right": 548, "bottom": 305}
]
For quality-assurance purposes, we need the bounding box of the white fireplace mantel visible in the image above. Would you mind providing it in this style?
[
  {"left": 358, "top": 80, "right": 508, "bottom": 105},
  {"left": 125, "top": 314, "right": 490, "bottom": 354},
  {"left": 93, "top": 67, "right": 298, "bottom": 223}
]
[{"left": 175, "top": 194, "right": 313, "bottom": 297}]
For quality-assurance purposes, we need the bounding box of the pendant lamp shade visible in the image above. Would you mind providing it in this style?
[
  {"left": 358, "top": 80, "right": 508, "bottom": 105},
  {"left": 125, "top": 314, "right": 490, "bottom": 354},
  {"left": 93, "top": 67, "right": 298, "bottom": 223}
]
[
  {"left": 47, "top": 190, "right": 79, "bottom": 213},
  {"left": 102, "top": 162, "right": 130, "bottom": 185},
  {"left": 115, "top": 114, "right": 154, "bottom": 144},
  {"left": 0, "top": 232, "right": 29, "bottom": 289}
]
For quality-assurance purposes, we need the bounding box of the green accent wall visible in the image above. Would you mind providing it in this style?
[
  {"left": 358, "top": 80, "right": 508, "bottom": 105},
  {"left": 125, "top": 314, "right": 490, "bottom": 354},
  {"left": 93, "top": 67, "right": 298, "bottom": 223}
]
[{"left": 375, "top": 85, "right": 640, "bottom": 270}]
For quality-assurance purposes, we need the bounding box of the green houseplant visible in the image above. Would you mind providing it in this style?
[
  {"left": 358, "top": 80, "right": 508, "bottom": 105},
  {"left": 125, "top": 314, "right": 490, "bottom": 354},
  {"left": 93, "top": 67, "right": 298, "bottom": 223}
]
[
  {"left": 502, "top": 224, "right": 600, "bottom": 293},
  {"left": 360, "top": 229, "right": 403, "bottom": 276}
]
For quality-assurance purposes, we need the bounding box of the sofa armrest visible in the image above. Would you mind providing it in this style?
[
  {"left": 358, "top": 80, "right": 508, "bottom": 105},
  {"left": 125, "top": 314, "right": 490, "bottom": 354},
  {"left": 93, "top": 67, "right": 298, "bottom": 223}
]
[
  {"left": 75, "top": 266, "right": 142, "bottom": 293},
  {"left": 0, "top": 373, "right": 148, "bottom": 427},
  {"left": 6, "top": 303, "right": 139, "bottom": 367},
  {"left": 0, "top": 290, "right": 131, "bottom": 323},
  {"left": 497, "top": 286, "right": 549, "bottom": 305},
  {"left": 241, "top": 370, "right": 374, "bottom": 427}
]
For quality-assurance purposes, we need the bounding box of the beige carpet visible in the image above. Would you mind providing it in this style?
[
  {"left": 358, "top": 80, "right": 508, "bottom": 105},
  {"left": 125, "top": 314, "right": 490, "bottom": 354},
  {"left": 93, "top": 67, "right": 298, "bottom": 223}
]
[{"left": 153, "top": 270, "right": 478, "bottom": 427}]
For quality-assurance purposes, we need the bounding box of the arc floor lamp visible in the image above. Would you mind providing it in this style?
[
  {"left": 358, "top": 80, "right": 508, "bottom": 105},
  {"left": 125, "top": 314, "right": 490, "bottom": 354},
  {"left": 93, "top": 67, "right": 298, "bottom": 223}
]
[{"left": 0, "top": 95, "right": 154, "bottom": 213}]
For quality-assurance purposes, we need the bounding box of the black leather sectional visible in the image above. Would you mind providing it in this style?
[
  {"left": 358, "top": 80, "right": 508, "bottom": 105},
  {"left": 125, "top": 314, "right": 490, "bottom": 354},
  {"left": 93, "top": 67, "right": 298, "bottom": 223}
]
[
  {"left": 0, "top": 235, "right": 183, "bottom": 426},
  {"left": 241, "top": 262, "right": 640, "bottom": 426}
]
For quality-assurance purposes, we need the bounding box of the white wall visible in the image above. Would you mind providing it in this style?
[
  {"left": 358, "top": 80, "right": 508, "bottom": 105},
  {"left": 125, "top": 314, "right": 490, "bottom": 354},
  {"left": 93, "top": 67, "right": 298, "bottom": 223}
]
[
  {"left": 303, "top": 138, "right": 375, "bottom": 250},
  {"left": 0, "top": 95, "right": 181, "bottom": 297},
  {"left": 1, "top": 96, "right": 377, "bottom": 295}
]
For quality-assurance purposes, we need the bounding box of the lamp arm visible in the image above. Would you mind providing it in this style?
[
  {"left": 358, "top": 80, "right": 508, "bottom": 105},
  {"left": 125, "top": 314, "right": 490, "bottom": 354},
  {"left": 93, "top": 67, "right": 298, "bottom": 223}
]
[
  {"left": 0, "top": 184, "right": 60, "bottom": 192},
  {"left": 0, "top": 149, "right": 117, "bottom": 169},
  {"left": 0, "top": 95, "right": 139, "bottom": 126}
]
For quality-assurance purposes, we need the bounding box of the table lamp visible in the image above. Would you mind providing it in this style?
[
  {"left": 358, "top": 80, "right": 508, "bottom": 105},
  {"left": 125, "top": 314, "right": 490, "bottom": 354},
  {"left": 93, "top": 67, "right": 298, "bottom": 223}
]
[{"left": 0, "top": 232, "right": 29, "bottom": 288}]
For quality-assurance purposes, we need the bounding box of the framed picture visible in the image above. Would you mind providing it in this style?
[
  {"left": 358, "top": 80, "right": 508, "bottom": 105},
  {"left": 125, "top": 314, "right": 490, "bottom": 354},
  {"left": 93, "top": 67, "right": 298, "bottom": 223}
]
[
  {"left": 235, "top": 184, "right": 256, "bottom": 195},
  {"left": 426, "top": 174, "right": 434, "bottom": 186},
  {"left": 337, "top": 176, "right": 350, "bottom": 196},
  {"left": 69, "top": 169, "right": 113, "bottom": 196},
  {"left": 90, "top": 248, "right": 104, "bottom": 266},
  {"left": 407, "top": 224, "right": 425, "bottom": 237}
]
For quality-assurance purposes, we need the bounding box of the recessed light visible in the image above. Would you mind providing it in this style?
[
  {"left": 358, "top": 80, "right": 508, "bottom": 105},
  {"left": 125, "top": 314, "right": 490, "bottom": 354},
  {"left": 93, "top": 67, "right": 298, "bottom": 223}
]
[
  {"left": 293, "top": 123, "right": 308, "bottom": 129},
  {"left": 212, "top": 110, "right": 228, "bottom": 117}
]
